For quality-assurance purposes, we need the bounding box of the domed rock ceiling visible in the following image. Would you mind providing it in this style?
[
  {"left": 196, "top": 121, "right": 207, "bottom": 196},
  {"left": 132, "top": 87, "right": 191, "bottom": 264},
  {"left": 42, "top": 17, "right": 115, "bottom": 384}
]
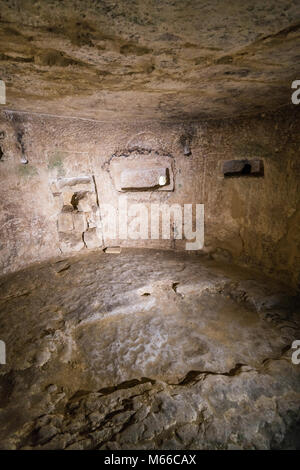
[{"left": 0, "top": 0, "right": 300, "bottom": 121}]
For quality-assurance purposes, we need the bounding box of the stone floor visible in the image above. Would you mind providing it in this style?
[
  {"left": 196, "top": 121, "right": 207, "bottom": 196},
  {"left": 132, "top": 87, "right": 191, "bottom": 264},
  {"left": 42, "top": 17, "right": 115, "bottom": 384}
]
[{"left": 0, "top": 249, "right": 299, "bottom": 450}]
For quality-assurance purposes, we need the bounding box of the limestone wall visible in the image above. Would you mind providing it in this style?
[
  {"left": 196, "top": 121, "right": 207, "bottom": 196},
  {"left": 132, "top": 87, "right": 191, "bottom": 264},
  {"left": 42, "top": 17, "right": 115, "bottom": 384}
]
[{"left": 0, "top": 108, "right": 299, "bottom": 288}]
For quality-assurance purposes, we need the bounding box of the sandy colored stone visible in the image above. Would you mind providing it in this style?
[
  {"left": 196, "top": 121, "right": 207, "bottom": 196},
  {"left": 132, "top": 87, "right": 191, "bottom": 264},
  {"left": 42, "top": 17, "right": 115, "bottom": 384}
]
[
  {"left": 57, "top": 212, "right": 73, "bottom": 232},
  {"left": 72, "top": 212, "right": 87, "bottom": 233},
  {"left": 56, "top": 176, "right": 93, "bottom": 189},
  {"left": 0, "top": 109, "right": 299, "bottom": 289},
  {"left": 0, "top": 249, "right": 299, "bottom": 450},
  {"left": 0, "top": 0, "right": 299, "bottom": 452},
  {"left": 86, "top": 211, "right": 98, "bottom": 229},
  {"left": 0, "top": 1, "right": 299, "bottom": 120},
  {"left": 104, "top": 246, "right": 121, "bottom": 254},
  {"left": 110, "top": 155, "right": 174, "bottom": 192},
  {"left": 83, "top": 228, "right": 102, "bottom": 249},
  {"left": 61, "top": 191, "right": 74, "bottom": 209},
  {"left": 77, "top": 192, "right": 97, "bottom": 212},
  {"left": 58, "top": 232, "right": 84, "bottom": 252},
  {"left": 120, "top": 167, "right": 168, "bottom": 190}
]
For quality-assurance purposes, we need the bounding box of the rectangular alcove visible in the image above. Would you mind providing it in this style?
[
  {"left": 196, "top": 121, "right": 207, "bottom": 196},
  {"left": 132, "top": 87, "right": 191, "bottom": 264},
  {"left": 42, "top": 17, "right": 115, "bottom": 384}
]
[
  {"left": 222, "top": 159, "right": 264, "bottom": 177},
  {"left": 110, "top": 155, "right": 174, "bottom": 192}
]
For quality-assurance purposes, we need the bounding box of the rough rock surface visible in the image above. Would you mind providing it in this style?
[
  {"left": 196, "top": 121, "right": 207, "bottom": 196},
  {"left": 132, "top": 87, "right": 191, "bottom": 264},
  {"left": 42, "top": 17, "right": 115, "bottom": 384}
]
[
  {"left": 0, "top": 249, "right": 299, "bottom": 449},
  {"left": 0, "top": 0, "right": 300, "bottom": 120},
  {"left": 0, "top": 109, "right": 299, "bottom": 288}
]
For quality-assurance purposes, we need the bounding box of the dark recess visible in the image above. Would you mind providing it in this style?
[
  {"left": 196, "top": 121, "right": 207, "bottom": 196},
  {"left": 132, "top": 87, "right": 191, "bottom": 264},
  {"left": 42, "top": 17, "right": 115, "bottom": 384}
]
[{"left": 223, "top": 159, "right": 264, "bottom": 177}]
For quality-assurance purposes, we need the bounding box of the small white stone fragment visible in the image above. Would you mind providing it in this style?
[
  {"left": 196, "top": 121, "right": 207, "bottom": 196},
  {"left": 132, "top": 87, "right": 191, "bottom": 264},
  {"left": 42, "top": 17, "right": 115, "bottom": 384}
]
[
  {"left": 47, "top": 384, "right": 58, "bottom": 393},
  {"left": 158, "top": 175, "right": 167, "bottom": 186}
]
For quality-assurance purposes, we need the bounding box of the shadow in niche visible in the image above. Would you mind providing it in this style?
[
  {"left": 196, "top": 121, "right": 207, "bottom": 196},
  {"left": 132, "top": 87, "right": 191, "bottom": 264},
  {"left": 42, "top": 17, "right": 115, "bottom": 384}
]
[
  {"left": 121, "top": 167, "right": 171, "bottom": 192},
  {"left": 223, "top": 159, "right": 264, "bottom": 178},
  {"left": 241, "top": 163, "right": 252, "bottom": 175},
  {"left": 70, "top": 191, "right": 88, "bottom": 210}
]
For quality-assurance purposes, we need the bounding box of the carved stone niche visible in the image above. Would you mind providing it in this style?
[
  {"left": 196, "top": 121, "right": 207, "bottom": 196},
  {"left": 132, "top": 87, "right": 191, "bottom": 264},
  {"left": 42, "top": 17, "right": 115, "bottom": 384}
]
[
  {"left": 50, "top": 175, "right": 102, "bottom": 253},
  {"left": 110, "top": 153, "right": 174, "bottom": 192},
  {"left": 222, "top": 159, "right": 264, "bottom": 177}
]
